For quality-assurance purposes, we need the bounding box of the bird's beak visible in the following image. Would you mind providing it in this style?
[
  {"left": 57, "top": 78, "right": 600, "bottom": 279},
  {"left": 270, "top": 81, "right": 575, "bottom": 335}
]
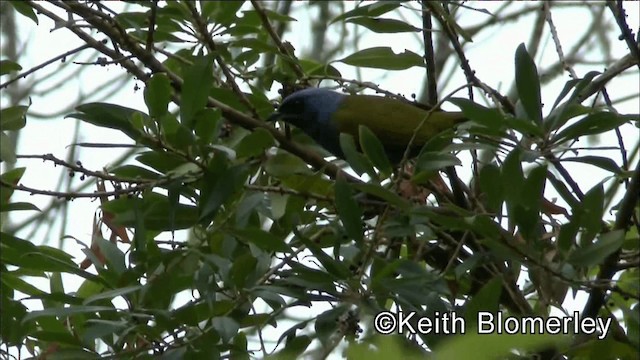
[{"left": 266, "top": 111, "right": 281, "bottom": 122}]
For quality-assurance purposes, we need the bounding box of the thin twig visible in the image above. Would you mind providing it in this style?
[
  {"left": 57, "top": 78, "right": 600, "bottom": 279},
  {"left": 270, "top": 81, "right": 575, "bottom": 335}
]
[
  {"left": 607, "top": 1, "right": 640, "bottom": 70},
  {"left": 544, "top": 2, "right": 578, "bottom": 79},
  {"left": 250, "top": 0, "right": 305, "bottom": 79},
  {"left": 0, "top": 43, "right": 92, "bottom": 89},
  {"left": 0, "top": 178, "right": 147, "bottom": 199}
]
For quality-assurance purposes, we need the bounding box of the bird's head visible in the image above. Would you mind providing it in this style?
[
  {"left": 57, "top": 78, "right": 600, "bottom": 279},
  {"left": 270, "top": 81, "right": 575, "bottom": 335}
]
[
  {"left": 268, "top": 88, "right": 345, "bottom": 130},
  {"left": 267, "top": 88, "right": 347, "bottom": 158}
]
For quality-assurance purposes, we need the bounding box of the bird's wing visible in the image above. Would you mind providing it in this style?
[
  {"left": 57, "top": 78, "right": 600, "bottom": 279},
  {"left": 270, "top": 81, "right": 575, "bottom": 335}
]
[{"left": 332, "top": 95, "right": 466, "bottom": 148}]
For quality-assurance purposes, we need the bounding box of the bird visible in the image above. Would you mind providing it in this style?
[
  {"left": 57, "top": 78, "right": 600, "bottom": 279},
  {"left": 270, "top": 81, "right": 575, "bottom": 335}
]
[{"left": 268, "top": 88, "right": 467, "bottom": 164}]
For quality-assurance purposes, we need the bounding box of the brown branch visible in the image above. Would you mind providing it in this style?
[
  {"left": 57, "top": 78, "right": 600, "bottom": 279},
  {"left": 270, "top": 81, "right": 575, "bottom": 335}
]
[
  {"left": 15, "top": 153, "right": 155, "bottom": 184},
  {"left": 607, "top": 0, "right": 640, "bottom": 70},
  {"left": 424, "top": 2, "right": 514, "bottom": 113},
  {"left": 544, "top": 2, "right": 578, "bottom": 79},
  {"left": 250, "top": 0, "right": 305, "bottom": 79},
  {"left": 583, "top": 160, "right": 640, "bottom": 318},
  {"left": 146, "top": 0, "right": 157, "bottom": 51},
  {"left": 0, "top": 178, "right": 147, "bottom": 199},
  {"left": 421, "top": 3, "right": 438, "bottom": 106},
  {"left": 577, "top": 51, "right": 639, "bottom": 102}
]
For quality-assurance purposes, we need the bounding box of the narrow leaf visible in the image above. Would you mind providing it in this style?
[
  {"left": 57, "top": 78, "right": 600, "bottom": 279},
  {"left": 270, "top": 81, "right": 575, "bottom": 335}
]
[
  {"left": 567, "top": 230, "right": 624, "bottom": 267},
  {"left": 334, "top": 178, "right": 363, "bottom": 242},
  {"left": 144, "top": 73, "right": 172, "bottom": 118},
  {"left": 515, "top": 43, "right": 542, "bottom": 123},
  {"left": 358, "top": 125, "right": 393, "bottom": 177},
  {"left": 181, "top": 55, "right": 213, "bottom": 128},
  {"left": 339, "top": 47, "right": 424, "bottom": 70}
]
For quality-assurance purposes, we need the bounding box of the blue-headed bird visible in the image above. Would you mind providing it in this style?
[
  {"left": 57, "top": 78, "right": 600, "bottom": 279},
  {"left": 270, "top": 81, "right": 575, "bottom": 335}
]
[{"left": 268, "top": 88, "right": 467, "bottom": 163}]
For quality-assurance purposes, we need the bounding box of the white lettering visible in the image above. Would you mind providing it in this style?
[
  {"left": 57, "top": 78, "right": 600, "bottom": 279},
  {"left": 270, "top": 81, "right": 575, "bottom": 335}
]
[
  {"left": 597, "top": 317, "right": 611, "bottom": 340},
  {"left": 504, "top": 316, "right": 519, "bottom": 334},
  {"left": 545, "top": 317, "right": 561, "bottom": 334},
  {"left": 398, "top": 311, "right": 416, "bottom": 334},
  {"left": 477, "top": 312, "right": 495, "bottom": 333},
  {"left": 417, "top": 316, "right": 433, "bottom": 334}
]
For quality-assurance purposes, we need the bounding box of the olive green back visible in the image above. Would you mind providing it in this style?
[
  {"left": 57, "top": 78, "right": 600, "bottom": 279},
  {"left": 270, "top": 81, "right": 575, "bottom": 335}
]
[{"left": 332, "top": 94, "right": 466, "bottom": 148}]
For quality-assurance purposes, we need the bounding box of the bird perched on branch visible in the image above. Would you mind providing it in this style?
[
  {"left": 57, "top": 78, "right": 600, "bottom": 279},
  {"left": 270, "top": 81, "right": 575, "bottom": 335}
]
[{"left": 268, "top": 87, "right": 467, "bottom": 163}]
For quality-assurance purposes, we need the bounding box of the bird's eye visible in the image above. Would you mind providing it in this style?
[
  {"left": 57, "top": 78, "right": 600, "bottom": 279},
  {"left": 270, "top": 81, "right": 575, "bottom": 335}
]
[{"left": 290, "top": 99, "right": 304, "bottom": 111}]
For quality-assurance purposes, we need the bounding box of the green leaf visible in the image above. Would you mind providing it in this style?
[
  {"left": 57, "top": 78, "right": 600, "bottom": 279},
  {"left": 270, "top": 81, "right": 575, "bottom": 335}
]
[
  {"left": 567, "top": 229, "right": 625, "bottom": 267},
  {"left": 449, "top": 98, "right": 505, "bottom": 130},
  {"left": 521, "top": 165, "right": 547, "bottom": 209},
  {"left": 514, "top": 43, "right": 542, "bottom": 123},
  {"left": 202, "top": 1, "right": 245, "bottom": 26},
  {"left": 546, "top": 172, "right": 578, "bottom": 209},
  {"left": 557, "top": 221, "right": 579, "bottom": 254},
  {"left": 545, "top": 103, "right": 592, "bottom": 134},
  {"left": 194, "top": 108, "right": 223, "bottom": 145},
  {"left": 315, "top": 306, "right": 349, "bottom": 345},
  {"left": 0, "top": 132, "right": 16, "bottom": 163},
  {"left": 414, "top": 152, "right": 461, "bottom": 174},
  {"left": 199, "top": 155, "right": 248, "bottom": 224},
  {"left": 351, "top": 182, "right": 410, "bottom": 210},
  {"left": 241, "top": 8, "right": 296, "bottom": 23},
  {"left": 209, "top": 87, "right": 250, "bottom": 112},
  {"left": 296, "top": 237, "right": 351, "bottom": 280},
  {"left": 280, "top": 335, "right": 312, "bottom": 358},
  {"left": 516, "top": 165, "right": 547, "bottom": 240},
  {"left": 0, "top": 167, "right": 25, "bottom": 205},
  {"left": 95, "top": 237, "right": 126, "bottom": 275},
  {"left": 339, "top": 133, "right": 378, "bottom": 179},
  {"left": 228, "top": 253, "right": 257, "bottom": 288},
  {"left": 334, "top": 178, "right": 363, "bottom": 242},
  {"left": 232, "top": 228, "right": 290, "bottom": 253},
  {"left": 136, "top": 151, "right": 188, "bottom": 174},
  {"left": 549, "top": 71, "right": 600, "bottom": 112},
  {"left": 83, "top": 285, "right": 142, "bottom": 305},
  {"left": 9, "top": 1, "right": 38, "bottom": 24},
  {"left": 330, "top": 2, "right": 401, "bottom": 24},
  {"left": 339, "top": 47, "right": 424, "bottom": 70},
  {"left": 502, "top": 147, "right": 524, "bottom": 205},
  {"left": 1, "top": 202, "right": 40, "bottom": 213},
  {"left": 114, "top": 11, "right": 147, "bottom": 29},
  {"left": 561, "top": 156, "right": 622, "bottom": 175},
  {"left": 552, "top": 112, "right": 636, "bottom": 144},
  {"left": 579, "top": 183, "right": 605, "bottom": 243},
  {"left": 0, "top": 60, "right": 22, "bottom": 76},
  {"left": 346, "top": 17, "right": 419, "bottom": 33},
  {"left": 144, "top": 73, "right": 172, "bottom": 118},
  {"left": 102, "top": 192, "right": 198, "bottom": 231},
  {"left": 109, "top": 165, "right": 161, "bottom": 180},
  {"left": 231, "top": 38, "right": 277, "bottom": 53},
  {"left": 478, "top": 163, "right": 503, "bottom": 212},
  {"left": 298, "top": 59, "right": 342, "bottom": 77},
  {"left": 508, "top": 116, "right": 544, "bottom": 138},
  {"left": 67, "top": 103, "right": 149, "bottom": 143},
  {"left": 464, "top": 277, "right": 502, "bottom": 327},
  {"left": 235, "top": 128, "right": 274, "bottom": 159},
  {"left": 181, "top": 55, "right": 214, "bottom": 128},
  {"left": 1, "top": 273, "right": 46, "bottom": 297},
  {"left": 23, "top": 306, "right": 116, "bottom": 323},
  {"left": 359, "top": 125, "right": 393, "bottom": 177},
  {"left": 264, "top": 152, "right": 312, "bottom": 177}
]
